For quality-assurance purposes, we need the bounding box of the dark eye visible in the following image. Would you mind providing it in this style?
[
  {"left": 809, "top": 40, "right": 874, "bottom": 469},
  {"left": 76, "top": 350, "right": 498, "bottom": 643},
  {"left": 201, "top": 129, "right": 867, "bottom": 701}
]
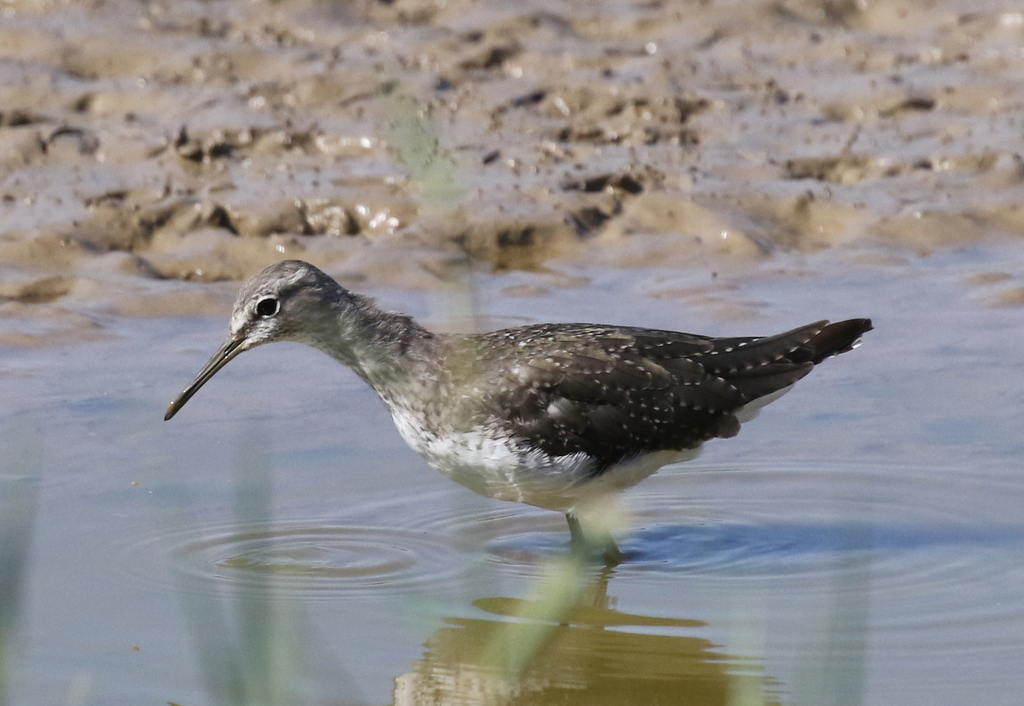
[{"left": 255, "top": 297, "right": 279, "bottom": 318}]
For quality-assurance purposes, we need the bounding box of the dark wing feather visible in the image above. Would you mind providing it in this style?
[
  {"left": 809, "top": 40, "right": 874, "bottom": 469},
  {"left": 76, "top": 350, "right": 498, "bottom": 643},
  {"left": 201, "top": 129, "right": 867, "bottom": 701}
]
[
  {"left": 688, "top": 319, "right": 871, "bottom": 400},
  {"left": 481, "top": 326, "right": 744, "bottom": 471},
  {"left": 478, "top": 318, "right": 871, "bottom": 473}
]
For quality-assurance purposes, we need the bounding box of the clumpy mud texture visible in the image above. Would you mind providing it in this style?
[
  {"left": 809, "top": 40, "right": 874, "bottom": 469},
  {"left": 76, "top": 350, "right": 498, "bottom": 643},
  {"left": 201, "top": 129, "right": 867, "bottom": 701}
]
[{"left": 1, "top": 0, "right": 1023, "bottom": 331}]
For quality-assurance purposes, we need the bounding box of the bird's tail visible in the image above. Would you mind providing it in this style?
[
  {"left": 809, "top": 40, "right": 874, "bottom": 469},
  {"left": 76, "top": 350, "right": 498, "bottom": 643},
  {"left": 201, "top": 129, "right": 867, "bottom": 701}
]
[{"left": 806, "top": 318, "right": 873, "bottom": 364}]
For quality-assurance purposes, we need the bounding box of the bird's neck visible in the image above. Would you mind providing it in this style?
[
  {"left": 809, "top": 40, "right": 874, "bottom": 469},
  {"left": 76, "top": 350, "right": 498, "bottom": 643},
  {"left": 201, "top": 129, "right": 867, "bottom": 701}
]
[{"left": 309, "top": 293, "right": 436, "bottom": 393}]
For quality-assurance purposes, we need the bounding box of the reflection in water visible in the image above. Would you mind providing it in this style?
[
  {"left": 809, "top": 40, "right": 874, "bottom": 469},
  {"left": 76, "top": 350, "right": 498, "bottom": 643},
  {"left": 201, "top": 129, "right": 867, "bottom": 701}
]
[
  {"left": 140, "top": 461, "right": 1024, "bottom": 705},
  {"left": 395, "top": 560, "right": 782, "bottom": 706}
]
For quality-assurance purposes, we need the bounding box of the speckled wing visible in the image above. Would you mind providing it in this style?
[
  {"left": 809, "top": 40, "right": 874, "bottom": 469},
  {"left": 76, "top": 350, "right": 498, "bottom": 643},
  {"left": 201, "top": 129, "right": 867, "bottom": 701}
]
[
  {"left": 479, "top": 319, "right": 868, "bottom": 473},
  {"left": 480, "top": 325, "right": 754, "bottom": 472},
  {"left": 689, "top": 318, "right": 869, "bottom": 400}
]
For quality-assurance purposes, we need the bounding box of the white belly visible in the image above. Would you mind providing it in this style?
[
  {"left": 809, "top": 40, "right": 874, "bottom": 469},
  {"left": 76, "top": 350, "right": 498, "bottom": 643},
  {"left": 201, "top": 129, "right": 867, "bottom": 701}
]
[{"left": 389, "top": 409, "right": 700, "bottom": 512}]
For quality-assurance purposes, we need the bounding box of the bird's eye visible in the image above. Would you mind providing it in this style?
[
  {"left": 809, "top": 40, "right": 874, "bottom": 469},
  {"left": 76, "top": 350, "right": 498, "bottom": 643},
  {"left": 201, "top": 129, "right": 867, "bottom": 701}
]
[{"left": 255, "top": 297, "right": 279, "bottom": 318}]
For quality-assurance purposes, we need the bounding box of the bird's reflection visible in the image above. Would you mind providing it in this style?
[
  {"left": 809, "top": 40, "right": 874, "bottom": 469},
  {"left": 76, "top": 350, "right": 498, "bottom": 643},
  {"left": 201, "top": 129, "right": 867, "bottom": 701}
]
[{"left": 394, "top": 559, "right": 780, "bottom": 706}]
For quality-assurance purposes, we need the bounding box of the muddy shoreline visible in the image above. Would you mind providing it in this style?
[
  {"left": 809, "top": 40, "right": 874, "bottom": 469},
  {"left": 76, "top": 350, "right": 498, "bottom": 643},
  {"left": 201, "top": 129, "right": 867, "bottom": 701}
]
[{"left": 1, "top": 0, "right": 1023, "bottom": 341}]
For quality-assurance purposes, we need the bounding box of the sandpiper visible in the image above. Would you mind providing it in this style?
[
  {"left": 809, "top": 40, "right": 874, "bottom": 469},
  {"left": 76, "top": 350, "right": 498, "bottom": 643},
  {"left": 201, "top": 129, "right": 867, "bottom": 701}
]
[{"left": 165, "top": 260, "right": 871, "bottom": 560}]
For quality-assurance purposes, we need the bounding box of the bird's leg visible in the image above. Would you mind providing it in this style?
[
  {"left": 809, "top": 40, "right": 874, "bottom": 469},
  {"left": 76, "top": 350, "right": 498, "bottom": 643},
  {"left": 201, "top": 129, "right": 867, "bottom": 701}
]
[
  {"left": 566, "top": 512, "right": 586, "bottom": 545},
  {"left": 600, "top": 536, "right": 624, "bottom": 567},
  {"left": 565, "top": 512, "right": 624, "bottom": 566}
]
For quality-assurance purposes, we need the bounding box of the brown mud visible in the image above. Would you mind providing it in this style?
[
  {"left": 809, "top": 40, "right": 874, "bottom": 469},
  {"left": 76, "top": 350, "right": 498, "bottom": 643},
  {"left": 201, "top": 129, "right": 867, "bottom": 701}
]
[{"left": 1, "top": 0, "right": 1023, "bottom": 341}]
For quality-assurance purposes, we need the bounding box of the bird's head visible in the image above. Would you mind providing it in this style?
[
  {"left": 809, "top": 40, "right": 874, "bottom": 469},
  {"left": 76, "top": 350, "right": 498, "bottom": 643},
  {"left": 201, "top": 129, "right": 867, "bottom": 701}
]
[{"left": 164, "top": 260, "right": 350, "bottom": 420}]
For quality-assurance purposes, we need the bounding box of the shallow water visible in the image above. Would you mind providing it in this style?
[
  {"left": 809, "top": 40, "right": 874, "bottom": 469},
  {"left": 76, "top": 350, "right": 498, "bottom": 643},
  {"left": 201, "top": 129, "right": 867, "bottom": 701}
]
[{"left": 3, "top": 245, "right": 1024, "bottom": 705}]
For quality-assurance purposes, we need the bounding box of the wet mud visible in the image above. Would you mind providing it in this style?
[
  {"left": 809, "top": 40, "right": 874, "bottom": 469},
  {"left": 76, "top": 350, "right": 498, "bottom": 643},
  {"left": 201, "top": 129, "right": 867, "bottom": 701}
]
[{"left": 1, "top": 0, "right": 1023, "bottom": 342}]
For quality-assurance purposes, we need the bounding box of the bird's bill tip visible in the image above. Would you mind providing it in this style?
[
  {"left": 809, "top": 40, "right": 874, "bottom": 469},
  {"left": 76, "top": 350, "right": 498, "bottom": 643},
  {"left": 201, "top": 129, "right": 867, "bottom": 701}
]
[
  {"left": 163, "top": 337, "right": 244, "bottom": 421},
  {"left": 164, "top": 395, "right": 188, "bottom": 420}
]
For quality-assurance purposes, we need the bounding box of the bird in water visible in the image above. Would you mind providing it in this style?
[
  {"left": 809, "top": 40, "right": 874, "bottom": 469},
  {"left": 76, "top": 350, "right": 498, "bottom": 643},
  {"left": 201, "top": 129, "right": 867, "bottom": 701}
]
[{"left": 165, "top": 260, "right": 871, "bottom": 562}]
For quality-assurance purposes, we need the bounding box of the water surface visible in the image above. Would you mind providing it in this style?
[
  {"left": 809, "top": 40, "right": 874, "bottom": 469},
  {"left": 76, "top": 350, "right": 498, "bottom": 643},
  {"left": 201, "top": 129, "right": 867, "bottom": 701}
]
[{"left": 4, "top": 248, "right": 1024, "bottom": 705}]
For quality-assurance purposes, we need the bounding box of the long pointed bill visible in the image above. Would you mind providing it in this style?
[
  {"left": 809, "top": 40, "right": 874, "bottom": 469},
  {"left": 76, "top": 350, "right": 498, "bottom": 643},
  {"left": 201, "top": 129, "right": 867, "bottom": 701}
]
[{"left": 164, "top": 337, "right": 246, "bottom": 420}]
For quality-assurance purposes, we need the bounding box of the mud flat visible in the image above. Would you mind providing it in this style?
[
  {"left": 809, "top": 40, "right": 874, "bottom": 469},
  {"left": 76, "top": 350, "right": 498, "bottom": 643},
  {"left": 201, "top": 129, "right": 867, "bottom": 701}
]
[{"left": 1, "top": 0, "right": 1022, "bottom": 342}]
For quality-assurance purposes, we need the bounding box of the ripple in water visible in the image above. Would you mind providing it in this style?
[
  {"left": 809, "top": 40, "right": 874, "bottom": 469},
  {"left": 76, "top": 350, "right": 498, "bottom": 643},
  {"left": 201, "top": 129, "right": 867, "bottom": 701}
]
[
  {"left": 124, "top": 461, "right": 1024, "bottom": 635},
  {"left": 612, "top": 462, "right": 1024, "bottom": 656},
  {"left": 125, "top": 518, "right": 470, "bottom": 599},
  {"left": 617, "top": 463, "right": 1024, "bottom": 579}
]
